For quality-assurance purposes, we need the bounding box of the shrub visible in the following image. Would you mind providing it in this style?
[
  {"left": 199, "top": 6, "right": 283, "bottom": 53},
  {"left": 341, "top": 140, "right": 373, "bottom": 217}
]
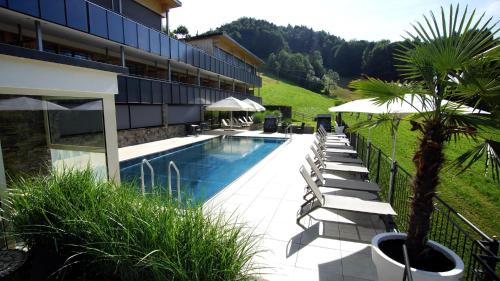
[{"left": 3, "top": 169, "right": 260, "bottom": 281}]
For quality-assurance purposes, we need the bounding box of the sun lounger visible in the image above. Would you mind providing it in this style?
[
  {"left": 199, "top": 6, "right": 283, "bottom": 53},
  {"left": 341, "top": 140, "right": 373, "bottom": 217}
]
[
  {"left": 305, "top": 155, "right": 379, "bottom": 193},
  {"left": 238, "top": 118, "right": 250, "bottom": 127},
  {"left": 311, "top": 145, "right": 363, "bottom": 164},
  {"left": 243, "top": 116, "right": 253, "bottom": 124},
  {"left": 297, "top": 166, "right": 396, "bottom": 224},
  {"left": 310, "top": 146, "right": 368, "bottom": 174},
  {"left": 314, "top": 139, "right": 353, "bottom": 150},
  {"left": 319, "top": 126, "right": 347, "bottom": 137}
]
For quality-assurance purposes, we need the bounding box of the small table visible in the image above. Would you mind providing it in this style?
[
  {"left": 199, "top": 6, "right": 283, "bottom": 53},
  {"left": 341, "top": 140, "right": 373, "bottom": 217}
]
[
  {"left": 190, "top": 124, "right": 200, "bottom": 136},
  {"left": 0, "top": 250, "right": 27, "bottom": 278}
]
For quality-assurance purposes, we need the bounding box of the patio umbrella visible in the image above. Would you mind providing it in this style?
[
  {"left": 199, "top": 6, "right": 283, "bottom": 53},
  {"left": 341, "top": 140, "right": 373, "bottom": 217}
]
[
  {"left": 329, "top": 94, "right": 489, "bottom": 161},
  {"left": 0, "top": 97, "right": 67, "bottom": 111},
  {"left": 242, "top": 99, "right": 266, "bottom": 112},
  {"left": 205, "top": 97, "right": 255, "bottom": 129}
]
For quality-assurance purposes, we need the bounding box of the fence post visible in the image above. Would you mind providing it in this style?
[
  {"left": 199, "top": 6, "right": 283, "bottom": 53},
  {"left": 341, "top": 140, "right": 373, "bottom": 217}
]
[
  {"left": 366, "top": 142, "right": 372, "bottom": 169},
  {"left": 388, "top": 161, "right": 398, "bottom": 204},
  {"left": 376, "top": 149, "right": 382, "bottom": 184},
  {"left": 486, "top": 237, "right": 499, "bottom": 281}
]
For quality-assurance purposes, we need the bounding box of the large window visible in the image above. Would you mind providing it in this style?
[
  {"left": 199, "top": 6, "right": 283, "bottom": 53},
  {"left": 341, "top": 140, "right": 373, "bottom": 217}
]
[{"left": 0, "top": 95, "right": 108, "bottom": 180}]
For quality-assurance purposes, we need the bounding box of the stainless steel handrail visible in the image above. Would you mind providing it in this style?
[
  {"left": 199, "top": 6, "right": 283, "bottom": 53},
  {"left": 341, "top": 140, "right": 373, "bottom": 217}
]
[
  {"left": 285, "top": 124, "right": 293, "bottom": 140},
  {"left": 168, "top": 161, "right": 181, "bottom": 201},
  {"left": 140, "top": 159, "right": 154, "bottom": 195}
]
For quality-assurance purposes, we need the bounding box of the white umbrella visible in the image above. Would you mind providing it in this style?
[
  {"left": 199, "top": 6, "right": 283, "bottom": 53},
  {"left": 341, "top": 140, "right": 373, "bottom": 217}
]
[
  {"left": 0, "top": 97, "right": 67, "bottom": 111},
  {"left": 72, "top": 100, "right": 103, "bottom": 111},
  {"left": 243, "top": 99, "right": 265, "bottom": 112},
  {"left": 329, "top": 94, "right": 489, "bottom": 161},
  {"left": 206, "top": 97, "right": 255, "bottom": 129}
]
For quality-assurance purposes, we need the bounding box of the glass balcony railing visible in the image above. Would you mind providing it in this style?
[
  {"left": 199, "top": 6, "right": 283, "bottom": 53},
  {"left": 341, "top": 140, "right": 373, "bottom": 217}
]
[
  {"left": 1, "top": 0, "right": 262, "bottom": 87},
  {"left": 116, "top": 76, "right": 262, "bottom": 106}
]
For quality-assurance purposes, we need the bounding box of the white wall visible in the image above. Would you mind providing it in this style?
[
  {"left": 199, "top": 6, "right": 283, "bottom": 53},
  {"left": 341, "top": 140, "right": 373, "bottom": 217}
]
[{"left": 0, "top": 54, "right": 118, "bottom": 96}]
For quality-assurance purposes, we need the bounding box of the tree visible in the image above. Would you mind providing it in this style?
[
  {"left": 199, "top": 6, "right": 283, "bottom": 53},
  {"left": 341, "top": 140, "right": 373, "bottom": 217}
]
[
  {"left": 361, "top": 40, "right": 399, "bottom": 80},
  {"left": 322, "top": 69, "right": 340, "bottom": 95},
  {"left": 172, "top": 25, "right": 189, "bottom": 39},
  {"left": 349, "top": 5, "right": 499, "bottom": 264}
]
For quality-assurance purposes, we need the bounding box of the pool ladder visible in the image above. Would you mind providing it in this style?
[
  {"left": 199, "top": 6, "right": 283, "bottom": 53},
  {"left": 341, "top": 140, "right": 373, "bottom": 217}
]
[
  {"left": 140, "top": 159, "right": 181, "bottom": 201},
  {"left": 285, "top": 124, "right": 293, "bottom": 140}
]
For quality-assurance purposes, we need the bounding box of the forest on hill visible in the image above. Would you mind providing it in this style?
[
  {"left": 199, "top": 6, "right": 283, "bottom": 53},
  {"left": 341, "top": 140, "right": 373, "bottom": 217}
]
[{"left": 210, "top": 17, "right": 401, "bottom": 93}]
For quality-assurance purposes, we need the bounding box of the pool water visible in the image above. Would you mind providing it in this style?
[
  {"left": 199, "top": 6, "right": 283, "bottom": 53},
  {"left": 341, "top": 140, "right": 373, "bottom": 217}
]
[{"left": 120, "top": 136, "right": 285, "bottom": 202}]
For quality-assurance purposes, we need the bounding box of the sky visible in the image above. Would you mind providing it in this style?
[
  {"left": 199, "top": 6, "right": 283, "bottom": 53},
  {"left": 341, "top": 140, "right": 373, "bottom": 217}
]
[{"left": 169, "top": 0, "right": 500, "bottom": 42}]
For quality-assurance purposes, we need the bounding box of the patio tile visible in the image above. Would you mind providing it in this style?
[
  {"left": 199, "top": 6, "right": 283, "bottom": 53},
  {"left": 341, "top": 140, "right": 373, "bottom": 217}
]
[
  {"left": 254, "top": 238, "right": 300, "bottom": 268},
  {"left": 300, "top": 222, "right": 341, "bottom": 250},
  {"left": 341, "top": 250, "right": 377, "bottom": 280},
  {"left": 266, "top": 220, "right": 304, "bottom": 242},
  {"left": 294, "top": 267, "right": 344, "bottom": 281},
  {"left": 295, "top": 245, "right": 343, "bottom": 273},
  {"left": 200, "top": 134, "right": 388, "bottom": 281}
]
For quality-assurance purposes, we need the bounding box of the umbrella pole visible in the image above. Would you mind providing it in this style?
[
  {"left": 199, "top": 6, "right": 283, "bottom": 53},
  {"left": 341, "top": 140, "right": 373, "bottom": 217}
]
[
  {"left": 230, "top": 111, "right": 233, "bottom": 129},
  {"left": 391, "top": 133, "right": 397, "bottom": 162}
]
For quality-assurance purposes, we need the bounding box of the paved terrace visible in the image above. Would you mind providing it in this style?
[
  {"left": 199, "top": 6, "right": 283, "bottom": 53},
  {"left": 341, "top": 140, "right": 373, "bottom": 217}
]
[
  {"left": 206, "top": 132, "right": 385, "bottom": 281},
  {"left": 118, "top": 131, "right": 385, "bottom": 281}
]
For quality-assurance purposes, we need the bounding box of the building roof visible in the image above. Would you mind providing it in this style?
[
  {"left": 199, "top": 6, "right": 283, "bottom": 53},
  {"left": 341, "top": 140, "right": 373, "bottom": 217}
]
[
  {"left": 185, "top": 32, "right": 264, "bottom": 67},
  {"left": 160, "top": 0, "right": 182, "bottom": 10}
]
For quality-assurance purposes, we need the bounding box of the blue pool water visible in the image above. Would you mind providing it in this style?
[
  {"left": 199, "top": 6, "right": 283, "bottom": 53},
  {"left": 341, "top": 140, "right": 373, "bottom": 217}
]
[{"left": 120, "top": 136, "right": 285, "bottom": 202}]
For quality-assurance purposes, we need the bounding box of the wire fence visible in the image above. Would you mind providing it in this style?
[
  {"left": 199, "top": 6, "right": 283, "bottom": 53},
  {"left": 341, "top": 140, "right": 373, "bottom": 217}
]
[{"left": 347, "top": 131, "right": 500, "bottom": 281}]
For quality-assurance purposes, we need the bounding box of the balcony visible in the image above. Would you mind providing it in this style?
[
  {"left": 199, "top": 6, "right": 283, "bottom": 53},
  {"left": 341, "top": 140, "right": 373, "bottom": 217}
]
[
  {"left": 116, "top": 75, "right": 262, "bottom": 106},
  {"left": 0, "top": 0, "right": 262, "bottom": 87}
]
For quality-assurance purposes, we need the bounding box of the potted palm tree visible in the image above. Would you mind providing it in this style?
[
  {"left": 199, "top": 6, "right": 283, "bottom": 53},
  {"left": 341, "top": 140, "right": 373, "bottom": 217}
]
[{"left": 349, "top": 5, "right": 499, "bottom": 281}]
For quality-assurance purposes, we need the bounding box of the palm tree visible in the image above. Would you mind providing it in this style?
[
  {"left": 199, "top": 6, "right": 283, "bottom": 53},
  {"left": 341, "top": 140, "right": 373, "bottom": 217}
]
[{"left": 349, "top": 5, "right": 499, "bottom": 263}]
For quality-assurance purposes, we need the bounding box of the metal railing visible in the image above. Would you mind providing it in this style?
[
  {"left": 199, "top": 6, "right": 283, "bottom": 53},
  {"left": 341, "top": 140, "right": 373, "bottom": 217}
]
[
  {"left": 292, "top": 111, "right": 315, "bottom": 123},
  {"left": 402, "top": 244, "right": 414, "bottom": 281},
  {"left": 140, "top": 159, "right": 154, "bottom": 195},
  {"left": 285, "top": 124, "right": 293, "bottom": 140},
  {"left": 168, "top": 161, "right": 181, "bottom": 202},
  {"left": 1, "top": 0, "right": 261, "bottom": 87},
  {"left": 346, "top": 130, "right": 500, "bottom": 280}
]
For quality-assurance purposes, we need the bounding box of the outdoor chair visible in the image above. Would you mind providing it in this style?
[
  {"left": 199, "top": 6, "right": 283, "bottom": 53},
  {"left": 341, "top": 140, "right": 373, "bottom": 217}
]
[
  {"left": 296, "top": 166, "right": 396, "bottom": 225},
  {"left": 305, "top": 155, "right": 379, "bottom": 194},
  {"left": 222, "top": 119, "right": 240, "bottom": 128},
  {"left": 311, "top": 144, "right": 363, "bottom": 164},
  {"left": 238, "top": 118, "right": 250, "bottom": 127},
  {"left": 310, "top": 146, "right": 368, "bottom": 175},
  {"left": 318, "top": 126, "right": 347, "bottom": 139},
  {"left": 243, "top": 116, "right": 253, "bottom": 124},
  {"left": 311, "top": 140, "right": 358, "bottom": 156}
]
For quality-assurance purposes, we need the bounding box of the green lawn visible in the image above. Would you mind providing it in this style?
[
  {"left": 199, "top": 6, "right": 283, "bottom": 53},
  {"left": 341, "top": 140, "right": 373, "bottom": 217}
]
[
  {"left": 261, "top": 74, "right": 337, "bottom": 122},
  {"left": 260, "top": 73, "right": 500, "bottom": 237}
]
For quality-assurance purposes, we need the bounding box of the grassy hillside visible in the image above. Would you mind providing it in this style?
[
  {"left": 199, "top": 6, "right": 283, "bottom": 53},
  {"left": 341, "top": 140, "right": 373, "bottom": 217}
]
[
  {"left": 260, "top": 74, "right": 337, "bottom": 119},
  {"left": 260, "top": 73, "right": 500, "bottom": 237}
]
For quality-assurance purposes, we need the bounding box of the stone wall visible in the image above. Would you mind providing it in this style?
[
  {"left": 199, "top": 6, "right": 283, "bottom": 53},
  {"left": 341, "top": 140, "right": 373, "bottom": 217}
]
[
  {"left": 117, "top": 124, "right": 186, "bottom": 147},
  {"left": 0, "top": 110, "right": 51, "bottom": 177}
]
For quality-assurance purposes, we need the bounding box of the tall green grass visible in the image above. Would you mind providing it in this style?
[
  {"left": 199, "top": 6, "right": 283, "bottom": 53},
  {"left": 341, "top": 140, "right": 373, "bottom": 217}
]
[{"left": 3, "top": 169, "right": 260, "bottom": 281}]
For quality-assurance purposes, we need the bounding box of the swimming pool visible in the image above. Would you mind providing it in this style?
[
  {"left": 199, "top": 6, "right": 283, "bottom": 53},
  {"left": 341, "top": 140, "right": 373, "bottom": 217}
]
[{"left": 120, "top": 136, "right": 285, "bottom": 202}]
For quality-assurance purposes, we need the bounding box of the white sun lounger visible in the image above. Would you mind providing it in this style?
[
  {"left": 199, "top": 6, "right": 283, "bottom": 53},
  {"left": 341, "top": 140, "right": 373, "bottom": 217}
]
[
  {"left": 297, "top": 166, "right": 396, "bottom": 224},
  {"left": 311, "top": 145, "right": 363, "bottom": 164},
  {"left": 319, "top": 126, "right": 347, "bottom": 138},
  {"left": 311, "top": 147, "right": 369, "bottom": 174},
  {"left": 305, "top": 155, "right": 379, "bottom": 193}
]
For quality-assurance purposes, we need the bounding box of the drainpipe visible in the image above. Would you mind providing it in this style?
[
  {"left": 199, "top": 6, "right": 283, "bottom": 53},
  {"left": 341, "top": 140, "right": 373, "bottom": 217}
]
[
  {"left": 35, "top": 20, "right": 43, "bottom": 51},
  {"left": 167, "top": 60, "right": 172, "bottom": 81},
  {"left": 218, "top": 75, "right": 221, "bottom": 89},
  {"left": 120, "top": 46, "right": 126, "bottom": 67},
  {"left": 116, "top": 0, "right": 123, "bottom": 13},
  {"left": 165, "top": 9, "right": 170, "bottom": 34}
]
